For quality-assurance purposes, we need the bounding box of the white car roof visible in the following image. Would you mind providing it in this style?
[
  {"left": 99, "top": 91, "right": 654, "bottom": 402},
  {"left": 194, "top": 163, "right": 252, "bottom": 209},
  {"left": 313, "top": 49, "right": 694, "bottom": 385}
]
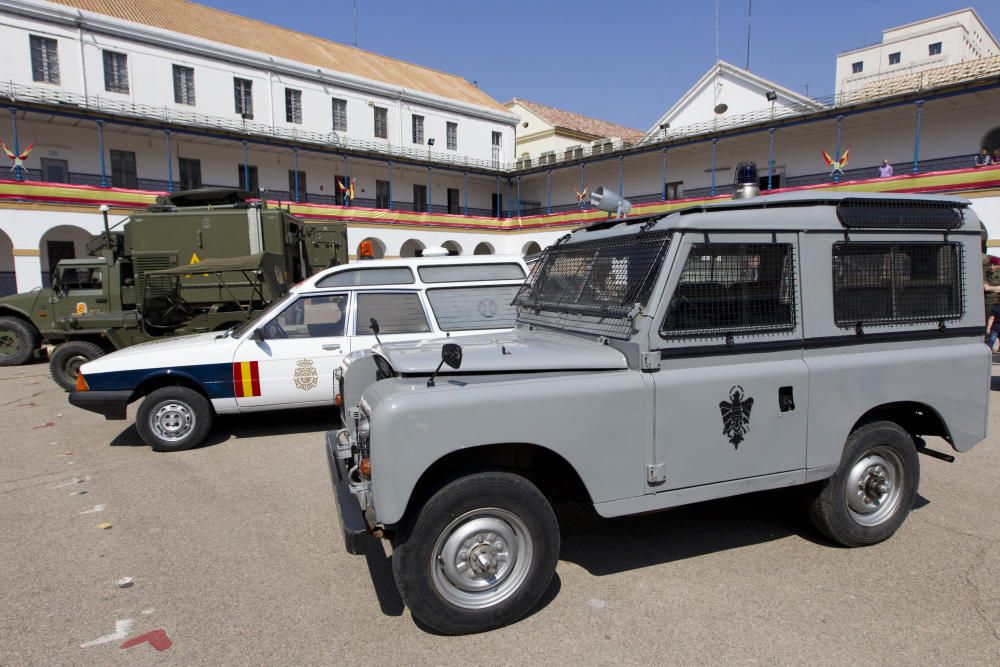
[{"left": 297, "top": 254, "right": 528, "bottom": 292}]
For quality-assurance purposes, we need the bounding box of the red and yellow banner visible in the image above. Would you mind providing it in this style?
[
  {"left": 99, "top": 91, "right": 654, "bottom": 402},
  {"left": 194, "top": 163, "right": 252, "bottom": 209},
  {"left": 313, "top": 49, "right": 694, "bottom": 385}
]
[{"left": 232, "top": 360, "right": 261, "bottom": 398}]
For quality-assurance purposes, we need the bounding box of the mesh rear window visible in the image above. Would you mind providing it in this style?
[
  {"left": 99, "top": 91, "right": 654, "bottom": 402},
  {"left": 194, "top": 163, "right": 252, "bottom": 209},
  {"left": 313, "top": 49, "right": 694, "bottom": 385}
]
[
  {"left": 661, "top": 243, "right": 796, "bottom": 336},
  {"left": 836, "top": 198, "right": 964, "bottom": 230},
  {"left": 514, "top": 230, "right": 672, "bottom": 339},
  {"left": 832, "top": 242, "right": 963, "bottom": 326}
]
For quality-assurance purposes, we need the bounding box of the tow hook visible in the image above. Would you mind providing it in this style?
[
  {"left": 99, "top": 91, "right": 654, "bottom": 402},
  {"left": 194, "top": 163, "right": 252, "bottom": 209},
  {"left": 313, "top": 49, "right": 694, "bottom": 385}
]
[{"left": 914, "top": 437, "right": 955, "bottom": 463}]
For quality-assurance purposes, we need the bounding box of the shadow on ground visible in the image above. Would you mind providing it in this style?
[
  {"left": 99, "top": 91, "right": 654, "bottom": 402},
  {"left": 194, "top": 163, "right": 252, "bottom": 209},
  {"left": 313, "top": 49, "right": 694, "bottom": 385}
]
[{"left": 109, "top": 406, "right": 338, "bottom": 448}]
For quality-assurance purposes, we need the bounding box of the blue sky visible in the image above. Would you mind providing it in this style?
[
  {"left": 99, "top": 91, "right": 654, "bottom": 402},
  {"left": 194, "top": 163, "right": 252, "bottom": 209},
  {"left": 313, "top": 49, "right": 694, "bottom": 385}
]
[{"left": 200, "top": 0, "right": 999, "bottom": 131}]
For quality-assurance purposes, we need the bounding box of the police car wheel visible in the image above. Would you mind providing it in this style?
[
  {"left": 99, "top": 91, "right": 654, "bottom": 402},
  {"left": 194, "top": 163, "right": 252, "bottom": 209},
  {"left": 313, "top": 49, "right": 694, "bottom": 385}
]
[
  {"left": 137, "top": 386, "right": 213, "bottom": 452},
  {"left": 50, "top": 341, "right": 104, "bottom": 391},
  {"left": 808, "top": 420, "right": 919, "bottom": 547},
  {"left": 391, "top": 472, "right": 559, "bottom": 635}
]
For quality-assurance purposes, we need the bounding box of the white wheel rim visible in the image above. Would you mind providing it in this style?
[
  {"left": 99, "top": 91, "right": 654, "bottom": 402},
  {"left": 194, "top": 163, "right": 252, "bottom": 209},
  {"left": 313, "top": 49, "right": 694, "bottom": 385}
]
[{"left": 845, "top": 446, "right": 905, "bottom": 527}]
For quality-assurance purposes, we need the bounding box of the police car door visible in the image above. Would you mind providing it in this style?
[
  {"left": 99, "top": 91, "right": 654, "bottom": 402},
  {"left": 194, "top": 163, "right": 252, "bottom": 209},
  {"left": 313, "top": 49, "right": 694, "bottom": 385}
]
[
  {"left": 233, "top": 292, "right": 351, "bottom": 409},
  {"left": 649, "top": 233, "right": 807, "bottom": 490},
  {"left": 349, "top": 290, "right": 435, "bottom": 350}
]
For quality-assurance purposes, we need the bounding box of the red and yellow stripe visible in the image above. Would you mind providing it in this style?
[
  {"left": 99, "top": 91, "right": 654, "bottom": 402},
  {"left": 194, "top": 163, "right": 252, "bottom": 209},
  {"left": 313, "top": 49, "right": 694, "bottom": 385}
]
[{"left": 232, "top": 360, "right": 261, "bottom": 398}]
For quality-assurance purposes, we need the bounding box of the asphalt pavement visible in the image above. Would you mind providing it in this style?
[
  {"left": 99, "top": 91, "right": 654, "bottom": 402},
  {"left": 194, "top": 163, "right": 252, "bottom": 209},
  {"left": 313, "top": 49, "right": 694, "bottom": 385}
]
[{"left": 1, "top": 361, "right": 998, "bottom": 665}]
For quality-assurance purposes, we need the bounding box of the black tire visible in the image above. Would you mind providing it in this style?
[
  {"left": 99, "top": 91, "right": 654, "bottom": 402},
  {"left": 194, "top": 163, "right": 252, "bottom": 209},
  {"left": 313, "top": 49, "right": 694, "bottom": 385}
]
[
  {"left": 136, "top": 386, "right": 213, "bottom": 452},
  {"left": 808, "top": 420, "right": 919, "bottom": 547},
  {"left": 0, "top": 316, "right": 39, "bottom": 366},
  {"left": 392, "top": 472, "right": 559, "bottom": 635},
  {"left": 49, "top": 341, "right": 105, "bottom": 391}
]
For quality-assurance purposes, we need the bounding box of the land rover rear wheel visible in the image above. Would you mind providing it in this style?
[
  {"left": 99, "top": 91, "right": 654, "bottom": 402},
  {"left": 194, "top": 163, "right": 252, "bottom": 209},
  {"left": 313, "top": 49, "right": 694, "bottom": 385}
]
[
  {"left": 808, "top": 420, "right": 919, "bottom": 547},
  {"left": 392, "top": 472, "right": 559, "bottom": 634},
  {"left": 136, "top": 386, "right": 213, "bottom": 452},
  {"left": 50, "top": 341, "right": 104, "bottom": 391},
  {"left": 0, "top": 316, "right": 38, "bottom": 366}
]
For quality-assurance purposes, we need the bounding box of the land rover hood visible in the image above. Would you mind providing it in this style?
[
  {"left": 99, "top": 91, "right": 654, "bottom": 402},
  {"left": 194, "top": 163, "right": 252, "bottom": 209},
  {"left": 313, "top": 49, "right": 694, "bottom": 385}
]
[{"left": 376, "top": 328, "right": 627, "bottom": 374}]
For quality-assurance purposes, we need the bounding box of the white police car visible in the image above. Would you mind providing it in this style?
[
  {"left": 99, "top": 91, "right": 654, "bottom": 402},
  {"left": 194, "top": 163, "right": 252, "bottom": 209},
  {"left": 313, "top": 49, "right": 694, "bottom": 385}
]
[{"left": 69, "top": 254, "right": 527, "bottom": 451}]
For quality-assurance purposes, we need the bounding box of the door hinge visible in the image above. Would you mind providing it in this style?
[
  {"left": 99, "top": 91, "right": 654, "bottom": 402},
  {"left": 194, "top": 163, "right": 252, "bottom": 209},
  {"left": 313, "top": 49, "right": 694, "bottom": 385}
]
[
  {"left": 640, "top": 352, "right": 661, "bottom": 371},
  {"left": 647, "top": 463, "right": 667, "bottom": 485}
]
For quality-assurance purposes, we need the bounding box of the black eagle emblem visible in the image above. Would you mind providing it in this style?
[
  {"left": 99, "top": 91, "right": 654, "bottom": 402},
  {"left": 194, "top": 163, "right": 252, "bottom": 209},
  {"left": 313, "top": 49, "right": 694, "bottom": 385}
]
[{"left": 719, "top": 385, "right": 754, "bottom": 449}]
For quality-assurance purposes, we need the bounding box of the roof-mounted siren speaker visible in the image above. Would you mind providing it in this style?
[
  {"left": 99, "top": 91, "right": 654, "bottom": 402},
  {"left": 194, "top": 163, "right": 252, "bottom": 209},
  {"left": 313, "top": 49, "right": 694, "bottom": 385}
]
[
  {"left": 590, "top": 186, "right": 632, "bottom": 218},
  {"left": 732, "top": 161, "right": 760, "bottom": 200}
]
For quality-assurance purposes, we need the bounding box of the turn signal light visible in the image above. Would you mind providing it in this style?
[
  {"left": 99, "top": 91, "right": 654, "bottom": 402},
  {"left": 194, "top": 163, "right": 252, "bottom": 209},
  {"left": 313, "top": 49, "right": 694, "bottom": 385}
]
[
  {"left": 75, "top": 373, "right": 89, "bottom": 391},
  {"left": 335, "top": 393, "right": 343, "bottom": 406},
  {"left": 358, "top": 457, "right": 371, "bottom": 478}
]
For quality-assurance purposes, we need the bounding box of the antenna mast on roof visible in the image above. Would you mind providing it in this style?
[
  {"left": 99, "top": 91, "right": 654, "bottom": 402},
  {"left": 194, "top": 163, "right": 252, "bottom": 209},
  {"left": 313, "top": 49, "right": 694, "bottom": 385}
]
[
  {"left": 714, "top": 0, "right": 719, "bottom": 63},
  {"left": 353, "top": 0, "right": 358, "bottom": 47},
  {"left": 745, "top": 0, "right": 752, "bottom": 70}
]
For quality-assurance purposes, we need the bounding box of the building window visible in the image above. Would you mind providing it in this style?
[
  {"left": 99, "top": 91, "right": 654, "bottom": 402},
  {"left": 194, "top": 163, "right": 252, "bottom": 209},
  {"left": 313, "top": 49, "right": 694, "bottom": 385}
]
[
  {"left": 851, "top": 61, "right": 863, "bottom": 74},
  {"left": 929, "top": 42, "right": 942, "bottom": 56},
  {"left": 446, "top": 122, "right": 458, "bottom": 151},
  {"left": 234, "top": 78, "right": 253, "bottom": 119},
  {"left": 40, "top": 158, "right": 69, "bottom": 183},
  {"left": 29, "top": 35, "right": 59, "bottom": 84},
  {"left": 285, "top": 88, "right": 302, "bottom": 124},
  {"left": 109, "top": 150, "right": 137, "bottom": 189},
  {"left": 288, "top": 170, "right": 307, "bottom": 202},
  {"left": 491, "top": 131, "right": 502, "bottom": 167},
  {"left": 238, "top": 164, "right": 259, "bottom": 193},
  {"left": 375, "top": 179, "right": 390, "bottom": 209},
  {"left": 172, "top": 65, "right": 195, "bottom": 105},
  {"left": 413, "top": 184, "right": 427, "bottom": 212},
  {"left": 888, "top": 52, "right": 901, "bottom": 65},
  {"left": 102, "top": 50, "right": 129, "bottom": 94},
  {"left": 178, "top": 157, "right": 202, "bottom": 190},
  {"left": 374, "top": 106, "right": 388, "bottom": 139},
  {"left": 664, "top": 181, "right": 684, "bottom": 200},
  {"left": 447, "top": 187, "right": 460, "bottom": 214},
  {"left": 412, "top": 114, "right": 424, "bottom": 144},
  {"left": 332, "top": 98, "right": 347, "bottom": 132}
]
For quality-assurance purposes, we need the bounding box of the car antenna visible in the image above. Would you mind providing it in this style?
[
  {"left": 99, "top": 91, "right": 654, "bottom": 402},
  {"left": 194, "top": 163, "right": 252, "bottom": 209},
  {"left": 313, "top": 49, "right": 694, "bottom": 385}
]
[{"left": 370, "top": 318, "right": 382, "bottom": 345}]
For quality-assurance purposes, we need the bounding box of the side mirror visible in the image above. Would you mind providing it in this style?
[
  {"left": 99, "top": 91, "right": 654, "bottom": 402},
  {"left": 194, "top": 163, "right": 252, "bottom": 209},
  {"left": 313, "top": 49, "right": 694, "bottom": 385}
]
[
  {"left": 369, "top": 318, "right": 380, "bottom": 335},
  {"left": 442, "top": 342, "right": 462, "bottom": 369},
  {"left": 251, "top": 328, "right": 265, "bottom": 343}
]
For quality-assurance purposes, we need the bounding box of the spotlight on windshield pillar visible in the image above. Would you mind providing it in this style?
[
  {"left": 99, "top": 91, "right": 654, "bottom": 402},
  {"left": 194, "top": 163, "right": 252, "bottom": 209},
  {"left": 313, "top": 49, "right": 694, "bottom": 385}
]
[{"left": 590, "top": 186, "right": 632, "bottom": 218}]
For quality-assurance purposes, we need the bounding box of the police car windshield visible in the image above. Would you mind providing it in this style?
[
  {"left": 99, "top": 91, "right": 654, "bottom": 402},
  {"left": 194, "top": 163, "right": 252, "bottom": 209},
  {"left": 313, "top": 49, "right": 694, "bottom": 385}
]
[{"left": 231, "top": 294, "right": 293, "bottom": 338}]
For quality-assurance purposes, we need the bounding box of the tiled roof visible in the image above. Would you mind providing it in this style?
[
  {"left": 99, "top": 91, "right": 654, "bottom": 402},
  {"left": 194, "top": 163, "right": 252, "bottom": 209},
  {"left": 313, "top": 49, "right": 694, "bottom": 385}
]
[
  {"left": 854, "top": 54, "right": 1000, "bottom": 101},
  {"left": 48, "top": 0, "right": 505, "bottom": 111},
  {"left": 506, "top": 98, "right": 644, "bottom": 141}
]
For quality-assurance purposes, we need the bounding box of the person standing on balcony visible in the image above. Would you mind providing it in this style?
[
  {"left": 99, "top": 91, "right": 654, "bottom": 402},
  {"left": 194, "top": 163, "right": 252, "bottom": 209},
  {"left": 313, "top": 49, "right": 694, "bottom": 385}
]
[
  {"left": 877, "top": 160, "right": 894, "bottom": 178},
  {"left": 975, "top": 147, "right": 992, "bottom": 167},
  {"left": 993, "top": 148, "right": 1000, "bottom": 166}
]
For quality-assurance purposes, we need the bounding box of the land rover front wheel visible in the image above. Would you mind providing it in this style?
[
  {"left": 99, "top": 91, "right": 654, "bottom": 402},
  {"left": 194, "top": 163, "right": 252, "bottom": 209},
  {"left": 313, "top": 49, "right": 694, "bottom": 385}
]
[
  {"left": 808, "top": 420, "right": 919, "bottom": 547},
  {"left": 136, "top": 386, "right": 213, "bottom": 452},
  {"left": 392, "top": 472, "right": 559, "bottom": 634},
  {"left": 50, "top": 341, "right": 104, "bottom": 391}
]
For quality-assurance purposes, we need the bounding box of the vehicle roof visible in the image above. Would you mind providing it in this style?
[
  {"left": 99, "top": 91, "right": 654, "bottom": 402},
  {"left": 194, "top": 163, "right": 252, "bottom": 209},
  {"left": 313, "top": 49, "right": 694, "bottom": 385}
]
[{"left": 297, "top": 254, "right": 528, "bottom": 292}]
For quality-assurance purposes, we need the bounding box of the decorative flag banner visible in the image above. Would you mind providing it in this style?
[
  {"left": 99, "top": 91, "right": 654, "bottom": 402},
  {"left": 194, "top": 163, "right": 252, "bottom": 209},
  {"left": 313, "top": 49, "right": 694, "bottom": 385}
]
[
  {"left": 1, "top": 141, "right": 33, "bottom": 173},
  {"left": 822, "top": 148, "right": 850, "bottom": 176},
  {"left": 232, "top": 361, "right": 261, "bottom": 398}
]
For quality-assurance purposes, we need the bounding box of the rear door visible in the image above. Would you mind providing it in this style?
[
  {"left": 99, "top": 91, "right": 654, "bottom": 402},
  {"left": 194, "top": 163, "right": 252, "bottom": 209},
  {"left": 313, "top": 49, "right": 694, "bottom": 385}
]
[{"left": 349, "top": 290, "right": 435, "bottom": 352}]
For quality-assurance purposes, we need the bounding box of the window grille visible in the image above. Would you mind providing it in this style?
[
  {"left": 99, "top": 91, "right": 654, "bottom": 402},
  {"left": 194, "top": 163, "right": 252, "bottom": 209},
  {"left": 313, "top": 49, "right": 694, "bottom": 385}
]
[
  {"left": 374, "top": 106, "right": 388, "bottom": 139},
  {"left": 662, "top": 243, "right": 796, "bottom": 337},
  {"left": 285, "top": 88, "right": 302, "bottom": 124},
  {"left": 172, "top": 65, "right": 195, "bottom": 105},
  {"left": 447, "top": 122, "right": 458, "bottom": 151},
  {"left": 234, "top": 78, "right": 253, "bottom": 118},
  {"left": 832, "top": 242, "right": 964, "bottom": 327},
  {"left": 103, "top": 51, "right": 129, "bottom": 94},
  {"left": 836, "top": 198, "right": 963, "bottom": 230},
  {"left": 412, "top": 115, "right": 424, "bottom": 144},
  {"left": 332, "top": 98, "right": 347, "bottom": 132},
  {"left": 514, "top": 230, "right": 672, "bottom": 339},
  {"left": 29, "top": 35, "right": 59, "bottom": 84}
]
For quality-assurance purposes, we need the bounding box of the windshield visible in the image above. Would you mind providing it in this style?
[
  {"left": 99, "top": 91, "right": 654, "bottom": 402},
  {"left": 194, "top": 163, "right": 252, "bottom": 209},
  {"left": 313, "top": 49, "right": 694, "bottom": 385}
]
[
  {"left": 232, "top": 293, "right": 295, "bottom": 338},
  {"left": 513, "top": 230, "right": 672, "bottom": 339}
]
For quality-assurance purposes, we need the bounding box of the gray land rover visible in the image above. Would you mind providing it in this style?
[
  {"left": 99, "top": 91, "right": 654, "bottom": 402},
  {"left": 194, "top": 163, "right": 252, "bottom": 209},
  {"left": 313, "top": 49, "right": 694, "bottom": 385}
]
[{"left": 326, "top": 190, "right": 990, "bottom": 634}]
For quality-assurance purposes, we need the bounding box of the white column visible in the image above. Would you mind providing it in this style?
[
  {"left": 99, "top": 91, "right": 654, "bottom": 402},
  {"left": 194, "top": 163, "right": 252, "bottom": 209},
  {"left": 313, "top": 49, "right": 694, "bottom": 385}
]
[{"left": 13, "top": 252, "right": 42, "bottom": 292}]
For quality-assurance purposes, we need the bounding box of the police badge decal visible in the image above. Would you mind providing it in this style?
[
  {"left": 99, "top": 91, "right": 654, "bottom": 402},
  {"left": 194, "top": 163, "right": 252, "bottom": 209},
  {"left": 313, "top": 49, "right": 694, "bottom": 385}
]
[
  {"left": 294, "top": 358, "right": 319, "bottom": 391},
  {"left": 719, "top": 385, "right": 753, "bottom": 449}
]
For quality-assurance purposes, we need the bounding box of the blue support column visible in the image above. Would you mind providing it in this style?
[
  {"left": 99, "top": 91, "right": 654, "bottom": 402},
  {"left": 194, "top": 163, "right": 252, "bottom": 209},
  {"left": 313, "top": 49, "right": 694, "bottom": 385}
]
[
  {"left": 833, "top": 115, "right": 844, "bottom": 183},
  {"left": 241, "top": 140, "right": 249, "bottom": 192},
  {"left": 292, "top": 148, "right": 300, "bottom": 203},
  {"left": 506, "top": 178, "right": 511, "bottom": 220},
  {"left": 344, "top": 155, "right": 351, "bottom": 206},
  {"left": 463, "top": 171, "right": 468, "bottom": 215},
  {"left": 516, "top": 176, "right": 521, "bottom": 218},
  {"left": 8, "top": 108, "right": 22, "bottom": 181},
  {"left": 767, "top": 128, "right": 775, "bottom": 190},
  {"left": 579, "top": 163, "right": 585, "bottom": 208},
  {"left": 912, "top": 100, "right": 925, "bottom": 175},
  {"left": 710, "top": 138, "right": 718, "bottom": 196},
  {"left": 618, "top": 155, "right": 624, "bottom": 196},
  {"left": 495, "top": 174, "right": 500, "bottom": 216},
  {"left": 546, "top": 169, "right": 551, "bottom": 214},
  {"left": 661, "top": 148, "right": 668, "bottom": 200},
  {"left": 387, "top": 161, "right": 393, "bottom": 210},
  {"left": 164, "top": 130, "right": 173, "bottom": 193},
  {"left": 97, "top": 120, "right": 107, "bottom": 188},
  {"left": 427, "top": 166, "right": 432, "bottom": 212}
]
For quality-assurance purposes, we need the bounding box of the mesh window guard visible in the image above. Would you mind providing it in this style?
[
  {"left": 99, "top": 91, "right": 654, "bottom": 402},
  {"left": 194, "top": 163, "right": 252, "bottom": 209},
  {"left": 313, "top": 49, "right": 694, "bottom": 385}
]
[
  {"left": 836, "top": 198, "right": 964, "bottom": 230},
  {"left": 661, "top": 243, "right": 797, "bottom": 337},
  {"left": 514, "top": 230, "right": 672, "bottom": 339},
  {"left": 832, "top": 242, "right": 964, "bottom": 326}
]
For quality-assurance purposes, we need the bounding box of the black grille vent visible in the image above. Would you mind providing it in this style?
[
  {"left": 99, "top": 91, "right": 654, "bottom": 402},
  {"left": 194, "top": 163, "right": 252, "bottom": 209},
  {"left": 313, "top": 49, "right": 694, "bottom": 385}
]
[{"left": 836, "top": 197, "right": 964, "bottom": 229}]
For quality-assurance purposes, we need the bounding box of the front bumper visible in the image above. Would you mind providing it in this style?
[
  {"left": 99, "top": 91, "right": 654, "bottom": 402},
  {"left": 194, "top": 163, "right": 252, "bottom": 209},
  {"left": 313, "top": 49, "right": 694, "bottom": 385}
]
[
  {"left": 68, "top": 390, "right": 132, "bottom": 420},
  {"left": 324, "top": 430, "right": 373, "bottom": 555}
]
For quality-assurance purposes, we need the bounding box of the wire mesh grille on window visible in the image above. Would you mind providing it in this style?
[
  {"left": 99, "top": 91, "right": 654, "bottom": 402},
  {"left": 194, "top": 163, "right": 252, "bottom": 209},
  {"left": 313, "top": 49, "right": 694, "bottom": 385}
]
[
  {"left": 661, "top": 243, "right": 797, "bottom": 337},
  {"left": 836, "top": 198, "right": 964, "bottom": 230},
  {"left": 832, "top": 242, "right": 964, "bottom": 326},
  {"left": 513, "top": 230, "right": 672, "bottom": 339}
]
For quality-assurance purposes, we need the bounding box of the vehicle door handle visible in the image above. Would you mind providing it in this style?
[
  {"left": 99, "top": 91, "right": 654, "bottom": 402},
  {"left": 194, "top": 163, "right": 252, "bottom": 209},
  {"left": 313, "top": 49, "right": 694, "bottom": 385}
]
[{"left": 321, "top": 343, "right": 341, "bottom": 351}]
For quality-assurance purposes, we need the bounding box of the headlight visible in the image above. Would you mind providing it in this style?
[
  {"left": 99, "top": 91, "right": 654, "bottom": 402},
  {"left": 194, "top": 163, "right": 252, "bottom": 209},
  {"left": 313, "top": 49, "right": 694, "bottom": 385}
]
[{"left": 356, "top": 415, "right": 371, "bottom": 479}]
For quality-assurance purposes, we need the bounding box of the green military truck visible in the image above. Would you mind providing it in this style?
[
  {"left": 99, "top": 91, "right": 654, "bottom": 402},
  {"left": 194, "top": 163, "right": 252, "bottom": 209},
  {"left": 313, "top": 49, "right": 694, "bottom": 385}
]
[{"left": 0, "top": 188, "right": 348, "bottom": 389}]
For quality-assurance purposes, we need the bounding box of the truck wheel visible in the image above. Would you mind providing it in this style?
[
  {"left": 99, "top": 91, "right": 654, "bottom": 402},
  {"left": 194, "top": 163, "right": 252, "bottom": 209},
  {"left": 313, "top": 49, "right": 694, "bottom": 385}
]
[
  {"left": 136, "top": 386, "right": 213, "bottom": 452},
  {"left": 808, "top": 420, "right": 919, "bottom": 547},
  {"left": 50, "top": 341, "right": 105, "bottom": 391},
  {"left": 392, "top": 472, "right": 559, "bottom": 634},
  {"left": 0, "top": 316, "right": 38, "bottom": 366}
]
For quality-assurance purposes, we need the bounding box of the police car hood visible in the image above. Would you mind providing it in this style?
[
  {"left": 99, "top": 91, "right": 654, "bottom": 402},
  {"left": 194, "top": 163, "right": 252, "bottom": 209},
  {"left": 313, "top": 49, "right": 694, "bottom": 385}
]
[
  {"left": 376, "top": 328, "right": 627, "bottom": 374},
  {"left": 82, "top": 331, "right": 232, "bottom": 372}
]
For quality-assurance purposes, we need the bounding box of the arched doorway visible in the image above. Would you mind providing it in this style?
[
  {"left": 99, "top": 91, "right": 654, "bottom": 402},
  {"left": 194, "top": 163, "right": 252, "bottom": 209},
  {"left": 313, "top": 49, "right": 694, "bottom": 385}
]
[
  {"left": 442, "top": 240, "right": 463, "bottom": 256},
  {"left": 399, "top": 239, "right": 425, "bottom": 258},
  {"left": 522, "top": 241, "right": 542, "bottom": 257},
  {"left": 473, "top": 242, "right": 494, "bottom": 255},
  {"left": 39, "top": 225, "right": 93, "bottom": 286},
  {"left": 0, "top": 229, "right": 14, "bottom": 297},
  {"left": 356, "top": 237, "right": 386, "bottom": 259}
]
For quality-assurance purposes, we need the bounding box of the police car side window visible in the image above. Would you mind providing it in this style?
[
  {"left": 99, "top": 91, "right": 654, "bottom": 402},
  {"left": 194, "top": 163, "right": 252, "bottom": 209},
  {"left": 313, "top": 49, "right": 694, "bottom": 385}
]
[
  {"left": 262, "top": 294, "right": 347, "bottom": 339},
  {"left": 356, "top": 293, "right": 430, "bottom": 334}
]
